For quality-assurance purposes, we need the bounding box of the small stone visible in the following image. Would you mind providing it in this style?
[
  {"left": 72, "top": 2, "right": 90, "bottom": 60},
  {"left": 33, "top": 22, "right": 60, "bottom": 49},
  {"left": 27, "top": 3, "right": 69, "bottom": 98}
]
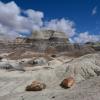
[
  {"left": 60, "top": 77, "right": 75, "bottom": 88},
  {"left": 51, "top": 54, "right": 56, "bottom": 58},
  {"left": 0, "top": 57, "right": 3, "bottom": 61},
  {"left": 52, "top": 96, "right": 55, "bottom": 99}
]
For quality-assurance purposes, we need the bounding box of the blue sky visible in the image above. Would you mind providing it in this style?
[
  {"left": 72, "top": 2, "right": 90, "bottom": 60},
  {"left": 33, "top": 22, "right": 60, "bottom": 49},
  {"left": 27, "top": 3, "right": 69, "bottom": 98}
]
[{"left": 0, "top": 0, "right": 100, "bottom": 43}]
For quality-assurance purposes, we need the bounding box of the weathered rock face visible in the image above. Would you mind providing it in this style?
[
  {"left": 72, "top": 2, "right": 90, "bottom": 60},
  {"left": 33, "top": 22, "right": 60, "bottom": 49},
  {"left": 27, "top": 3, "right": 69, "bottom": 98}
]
[
  {"left": 15, "top": 30, "right": 69, "bottom": 43},
  {"left": 31, "top": 30, "right": 68, "bottom": 40},
  {"left": 64, "top": 53, "right": 100, "bottom": 82},
  {"left": 85, "top": 42, "right": 100, "bottom": 51},
  {"left": 15, "top": 37, "right": 25, "bottom": 44},
  {"left": 14, "top": 30, "right": 69, "bottom": 52},
  {"left": 11, "top": 30, "right": 99, "bottom": 54}
]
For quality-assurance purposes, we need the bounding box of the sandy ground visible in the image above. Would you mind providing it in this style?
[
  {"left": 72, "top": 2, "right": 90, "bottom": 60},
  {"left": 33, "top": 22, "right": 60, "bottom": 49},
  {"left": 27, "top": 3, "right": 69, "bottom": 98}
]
[
  {"left": 0, "top": 53, "right": 100, "bottom": 100},
  {"left": 0, "top": 70, "right": 100, "bottom": 100}
]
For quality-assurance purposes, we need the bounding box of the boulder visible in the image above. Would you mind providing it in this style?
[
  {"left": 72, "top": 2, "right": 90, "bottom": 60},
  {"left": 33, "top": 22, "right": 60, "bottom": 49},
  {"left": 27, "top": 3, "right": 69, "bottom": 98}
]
[
  {"left": 0, "top": 62, "right": 13, "bottom": 70},
  {"left": 0, "top": 59, "right": 25, "bottom": 71},
  {"left": 60, "top": 77, "right": 75, "bottom": 88},
  {"left": 25, "top": 81, "right": 46, "bottom": 91},
  {"left": 28, "top": 57, "right": 47, "bottom": 66}
]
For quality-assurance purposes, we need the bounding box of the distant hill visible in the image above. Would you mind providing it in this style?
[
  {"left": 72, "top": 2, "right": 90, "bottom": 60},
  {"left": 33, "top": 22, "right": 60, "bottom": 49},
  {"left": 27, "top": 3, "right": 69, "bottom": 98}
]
[
  {"left": 15, "top": 30, "right": 69, "bottom": 44},
  {"left": 0, "top": 30, "right": 99, "bottom": 56},
  {"left": 85, "top": 42, "right": 100, "bottom": 51}
]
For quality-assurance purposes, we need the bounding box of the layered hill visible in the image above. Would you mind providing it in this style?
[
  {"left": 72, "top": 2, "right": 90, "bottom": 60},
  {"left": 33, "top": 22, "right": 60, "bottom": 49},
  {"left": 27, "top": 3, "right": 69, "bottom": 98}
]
[
  {"left": 14, "top": 30, "right": 97, "bottom": 54},
  {"left": 0, "top": 30, "right": 99, "bottom": 57},
  {"left": 15, "top": 30, "right": 69, "bottom": 44}
]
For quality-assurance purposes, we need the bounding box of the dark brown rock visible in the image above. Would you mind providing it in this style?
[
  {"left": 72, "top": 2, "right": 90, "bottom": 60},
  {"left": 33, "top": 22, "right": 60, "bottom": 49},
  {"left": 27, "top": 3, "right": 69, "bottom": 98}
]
[
  {"left": 0, "top": 57, "right": 3, "bottom": 61},
  {"left": 25, "top": 81, "right": 46, "bottom": 91},
  {"left": 51, "top": 54, "right": 56, "bottom": 58}
]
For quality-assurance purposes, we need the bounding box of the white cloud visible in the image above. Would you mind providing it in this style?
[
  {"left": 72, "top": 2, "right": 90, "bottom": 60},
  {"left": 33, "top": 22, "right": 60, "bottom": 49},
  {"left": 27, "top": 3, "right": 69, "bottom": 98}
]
[
  {"left": 0, "top": 24, "right": 19, "bottom": 40},
  {"left": 74, "top": 32, "right": 100, "bottom": 43},
  {"left": 25, "top": 9, "right": 44, "bottom": 27},
  {"left": 0, "top": 1, "right": 44, "bottom": 40},
  {"left": 92, "top": 6, "right": 97, "bottom": 15},
  {"left": 44, "top": 18, "right": 76, "bottom": 37}
]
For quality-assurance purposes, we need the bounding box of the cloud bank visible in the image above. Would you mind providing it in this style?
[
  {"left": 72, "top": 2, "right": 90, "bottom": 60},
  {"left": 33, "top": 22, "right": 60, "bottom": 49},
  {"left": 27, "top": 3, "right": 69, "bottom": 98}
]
[
  {"left": 74, "top": 32, "right": 100, "bottom": 43},
  {"left": 44, "top": 18, "right": 76, "bottom": 37},
  {"left": 0, "top": 1, "right": 99, "bottom": 43}
]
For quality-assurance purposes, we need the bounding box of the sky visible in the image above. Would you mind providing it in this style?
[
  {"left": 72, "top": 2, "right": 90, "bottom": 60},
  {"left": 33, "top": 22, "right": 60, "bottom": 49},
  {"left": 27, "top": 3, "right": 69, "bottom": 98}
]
[{"left": 0, "top": 0, "right": 100, "bottom": 43}]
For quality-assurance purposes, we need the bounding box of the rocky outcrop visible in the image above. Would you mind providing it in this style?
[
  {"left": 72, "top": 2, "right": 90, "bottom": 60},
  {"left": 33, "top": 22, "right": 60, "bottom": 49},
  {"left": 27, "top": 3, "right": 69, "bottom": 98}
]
[
  {"left": 0, "top": 59, "right": 25, "bottom": 71},
  {"left": 14, "top": 30, "right": 69, "bottom": 52},
  {"left": 31, "top": 30, "right": 68, "bottom": 40},
  {"left": 15, "top": 30, "right": 69, "bottom": 44},
  {"left": 28, "top": 57, "right": 48, "bottom": 66},
  {"left": 15, "top": 37, "right": 25, "bottom": 44},
  {"left": 85, "top": 42, "right": 100, "bottom": 51},
  {"left": 64, "top": 53, "right": 100, "bottom": 82}
]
